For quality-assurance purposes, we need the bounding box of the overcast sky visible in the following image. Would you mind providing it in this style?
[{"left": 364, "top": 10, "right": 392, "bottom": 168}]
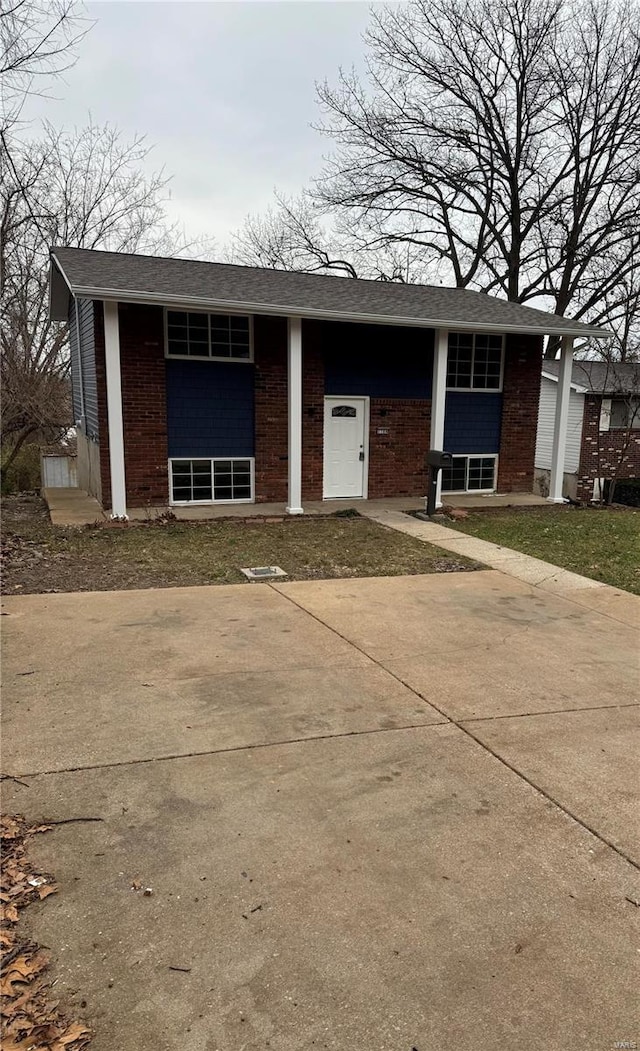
[{"left": 25, "top": 1, "right": 383, "bottom": 250}]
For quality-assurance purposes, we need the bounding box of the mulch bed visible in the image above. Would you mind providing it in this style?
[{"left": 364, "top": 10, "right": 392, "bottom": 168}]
[{"left": 1, "top": 813, "right": 91, "bottom": 1050}]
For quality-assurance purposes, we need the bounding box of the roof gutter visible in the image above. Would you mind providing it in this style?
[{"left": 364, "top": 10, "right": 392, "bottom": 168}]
[{"left": 541, "top": 369, "right": 588, "bottom": 393}]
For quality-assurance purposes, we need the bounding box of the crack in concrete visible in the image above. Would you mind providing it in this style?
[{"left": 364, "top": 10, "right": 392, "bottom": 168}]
[{"left": 271, "top": 584, "right": 640, "bottom": 874}]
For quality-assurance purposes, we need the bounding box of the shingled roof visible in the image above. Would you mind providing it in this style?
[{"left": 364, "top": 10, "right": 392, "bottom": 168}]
[
  {"left": 50, "top": 246, "right": 610, "bottom": 338},
  {"left": 544, "top": 359, "right": 640, "bottom": 393}
]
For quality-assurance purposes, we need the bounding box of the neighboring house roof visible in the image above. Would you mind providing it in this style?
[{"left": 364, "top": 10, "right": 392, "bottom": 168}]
[
  {"left": 49, "top": 247, "right": 610, "bottom": 338},
  {"left": 543, "top": 359, "right": 640, "bottom": 394}
]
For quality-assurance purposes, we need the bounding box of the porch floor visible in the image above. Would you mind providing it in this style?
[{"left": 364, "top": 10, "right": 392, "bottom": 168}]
[{"left": 43, "top": 488, "right": 548, "bottom": 526}]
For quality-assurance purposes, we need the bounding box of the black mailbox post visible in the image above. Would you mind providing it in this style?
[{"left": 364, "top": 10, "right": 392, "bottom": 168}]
[{"left": 426, "top": 449, "right": 453, "bottom": 517}]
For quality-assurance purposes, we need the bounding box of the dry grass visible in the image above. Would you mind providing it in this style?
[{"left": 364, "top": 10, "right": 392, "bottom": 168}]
[
  {"left": 448, "top": 504, "right": 640, "bottom": 595},
  {"left": 2, "top": 496, "right": 479, "bottom": 594}
]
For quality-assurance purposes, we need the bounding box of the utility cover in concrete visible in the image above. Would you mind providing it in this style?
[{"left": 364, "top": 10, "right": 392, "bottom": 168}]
[{"left": 240, "top": 565, "right": 287, "bottom": 580}]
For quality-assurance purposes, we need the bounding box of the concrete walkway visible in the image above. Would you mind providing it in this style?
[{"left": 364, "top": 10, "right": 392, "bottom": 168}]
[
  {"left": 363, "top": 507, "right": 640, "bottom": 627},
  {"left": 43, "top": 487, "right": 105, "bottom": 525},
  {"left": 43, "top": 488, "right": 548, "bottom": 526},
  {"left": 2, "top": 570, "right": 638, "bottom": 1051}
]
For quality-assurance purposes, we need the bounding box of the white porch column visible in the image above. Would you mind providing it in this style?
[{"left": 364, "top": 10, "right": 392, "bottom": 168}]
[
  {"left": 548, "top": 336, "right": 574, "bottom": 503},
  {"left": 430, "top": 328, "right": 448, "bottom": 507},
  {"left": 286, "top": 316, "right": 303, "bottom": 515},
  {"left": 103, "top": 300, "right": 128, "bottom": 519}
]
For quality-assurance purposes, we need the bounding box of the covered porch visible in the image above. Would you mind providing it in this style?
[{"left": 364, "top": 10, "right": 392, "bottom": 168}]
[
  {"left": 43, "top": 487, "right": 548, "bottom": 526},
  {"left": 99, "top": 305, "right": 577, "bottom": 519}
]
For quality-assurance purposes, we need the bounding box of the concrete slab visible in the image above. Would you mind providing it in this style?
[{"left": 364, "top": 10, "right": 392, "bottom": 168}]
[
  {"left": 3, "top": 571, "right": 638, "bottom": 1049},
  {"left": 275, "top": 574, "right": 638, "bottom": 720},
  {"left": 4, "top": 662, "right": 442, "bottom": 776},
  {"left": 43, "top": 487, "right": 105, "bottom": 525},
  {"left": 1, "top": 584, "right": 365, "bottom": 687},
  {"left": 363, "top": 508, "right": 640, "bottom": 625},
  {"left": 545, "top": 583, "right": 640, "bottom": 626},
  {"left": 4, "top": 726, "right": 638, "bottom": 1051},
  {"left": 462, "top": 706, "right": 640, "bottom": 864}
]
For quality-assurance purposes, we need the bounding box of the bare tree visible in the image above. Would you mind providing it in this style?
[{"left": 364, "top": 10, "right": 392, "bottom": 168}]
[
  {"left": 1, "top": 121, "right": 193, "bottom": 475},
  {"left": 1, "top": 0, "right": 89, "bottom": 131},
  {"left": 229, "top": 192, "right": 434, "bottom": 282},
  {"left": 315, "top": 0, "right": 640, "bottom": 333},
  {"left": 231, "top": 0, "right": 639, "bottom": 356}
]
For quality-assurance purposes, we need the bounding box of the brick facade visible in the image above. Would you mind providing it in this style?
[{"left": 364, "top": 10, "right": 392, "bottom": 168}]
[
  {"left": 368, "top": 399, "right": 431, "bottom": 497},
  {"left": 576, "top": 394, "right": 640, "bottom": 501},
  {"left": 94, "top": 303, "right": 169, "bottom": 510},
  {"left": 253, "top": 315, "right": 289, "bottom": 503},
  {"left": 91, "top": 305, "right": 540, "bottom": 510},
  {"left": 497, "top": 333, "right": 543, "bottom": 492}
]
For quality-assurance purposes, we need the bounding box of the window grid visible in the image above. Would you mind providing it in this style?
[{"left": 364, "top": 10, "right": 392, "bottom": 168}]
[
  {"left": 170, "top": 458, "right": 254, "bottom": 504},
  {"left": 166, "top": 311, "right": 251, "bottom": 361},
  {"left": 441, "top": 455, "right": 497, "bottom": 493},
  {"left": 610, "top": 397, "right": 640, "bottom": 430},
  {"left": 447, "top": 333, "right": 503, "bottom": 390}
]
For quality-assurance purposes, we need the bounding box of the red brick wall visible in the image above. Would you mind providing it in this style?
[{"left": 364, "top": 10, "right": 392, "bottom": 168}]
[
  {"left": 93, "top": 302, "right": 169, "bottom": 510},
  {"left": 300, "top": 321, "right": 325, "bottom": 501},
  {"left": 119, "top": 304, "right": 169, "bottom": 506},
  {"left": 576, "top": 395, "right": 640, "bottom": 501},
  {"left": 369, "top": 399, "right": 430, "bottom": 497},
  {"left": 497, "top": 333, "right": 543, "bottom": 492},
  {"left": 93, "top": 305, "right": 541, "bottom": 509},
  {"left": 253, "top": 315, "right": 289, "bottom": 503}
]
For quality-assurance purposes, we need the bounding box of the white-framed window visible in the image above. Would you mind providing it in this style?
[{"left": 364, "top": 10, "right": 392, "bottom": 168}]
[
  {"left": 609, "top": 397, "right": 640, "bottom": 430},
  {"left": 165, "top": 310, "right": 252, "bottom": 361},
  {"left": 441, "top": 454, "right": 497, "bottom": 492},
  {"left": 169, "top": 458, "right": 254, "bottom": 504},
  {"left": 447, "top": 333, "right": 504, "bottom": 391}
]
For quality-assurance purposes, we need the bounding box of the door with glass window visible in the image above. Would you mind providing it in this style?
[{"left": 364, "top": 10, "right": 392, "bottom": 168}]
[{"left": 323, "top": 397, "right": 368, "bottom": 498}]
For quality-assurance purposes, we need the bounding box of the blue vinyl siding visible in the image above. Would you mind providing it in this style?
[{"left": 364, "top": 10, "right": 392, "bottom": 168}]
[
  {"left": 68, "top": 298, "right": 99, "bottom": 438},
  {"left": 166, "top": 359, "right": 254, "bottom": 458},
  {"left": 322, "top": 322, "right": 433, "bottom": 398},
  {"left": 444, "top": 392, "right": 502, "bottom": 454}
]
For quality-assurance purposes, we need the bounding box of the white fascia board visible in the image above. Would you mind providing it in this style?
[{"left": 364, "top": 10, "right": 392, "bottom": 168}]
[
  {"left": 541, "top": 370, "right": 588, "bottom": 393},
  {"left": 61, "top": 280, "right": 613, "bottom": 339},
  {"left": 49, "top": 256, "right": 75, "bottom": 320}
]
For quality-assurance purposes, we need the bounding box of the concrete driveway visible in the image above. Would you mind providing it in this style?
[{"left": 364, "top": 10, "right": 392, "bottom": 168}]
[{"left": 2, "top": 570, "right": 639, "bottom": 1051}]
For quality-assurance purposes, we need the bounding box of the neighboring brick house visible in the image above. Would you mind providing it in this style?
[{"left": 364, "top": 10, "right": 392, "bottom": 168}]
[
  {"left": 535, "top": 360, "right": 640, "bottom": 502},
  {"left": 50, "top": 247, "right": 608, "bottom": 517}
]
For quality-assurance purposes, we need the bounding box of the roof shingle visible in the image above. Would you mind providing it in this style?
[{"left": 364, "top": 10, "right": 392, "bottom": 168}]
[{"left": 50, "top": 247, "right": 610, "bottom": 338}]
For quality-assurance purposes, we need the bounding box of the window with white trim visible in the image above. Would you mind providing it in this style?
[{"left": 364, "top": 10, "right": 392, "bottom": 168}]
[
  {"left": 447, "top": 333, "right": 503, "bottom": 390},
  {"left": 441, "top": 455, "right": 497, "bottom": 492},
  {"left": 166, "top": 311, "right": 251, "bottom": 360},
  {"left": 170, "top": 458, "right": 254, "bottom": 503},
  {"left": 610, "top": 397, "right": 640, "bottom": 430}
]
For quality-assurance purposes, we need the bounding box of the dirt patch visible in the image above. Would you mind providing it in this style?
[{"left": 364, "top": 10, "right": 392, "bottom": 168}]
[{"left": 1, "top": 494, "right": 480, "bottom": 595}]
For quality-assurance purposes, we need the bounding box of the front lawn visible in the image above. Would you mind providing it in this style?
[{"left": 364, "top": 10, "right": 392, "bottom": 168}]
[
  {"left": 1, "top": 495, "right": 479, "bottom": 594},
  {"left": 447, "top": 505, "right": 640, "bottom": 595}
]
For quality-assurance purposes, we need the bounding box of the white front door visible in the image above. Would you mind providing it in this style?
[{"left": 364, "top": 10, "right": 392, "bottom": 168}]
[{"left": 323, "top": 397, "right": 368, "bottom": 498}]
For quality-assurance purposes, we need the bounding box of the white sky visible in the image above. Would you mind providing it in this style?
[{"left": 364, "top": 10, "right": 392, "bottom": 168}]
[{"left": 24, "top": 1, "right": 383, "bottom": 249}]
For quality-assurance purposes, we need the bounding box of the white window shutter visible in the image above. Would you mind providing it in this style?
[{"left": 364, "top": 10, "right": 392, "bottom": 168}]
[{"left": 599, "top": 398, "right": 611, "bottom": 431}]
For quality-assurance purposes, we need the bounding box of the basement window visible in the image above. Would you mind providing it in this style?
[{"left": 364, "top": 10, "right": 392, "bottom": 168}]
[
  {"left": 441, "top": 455, "right": 497, "bottom": 492},
  {"left": 447, "top": 333, "right": 504, "bottom": 390},
  {"left": 166, "top": 311, "right": 252, "bottom": 361},
  {"left": 170, "top": 458, "right": 254, "bottom": 504}
]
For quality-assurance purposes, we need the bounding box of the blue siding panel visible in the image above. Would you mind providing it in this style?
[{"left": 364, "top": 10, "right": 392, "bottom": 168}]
[
  {"left": 68, "top": 299, "right": 99, "bottom": 438},
  {"left": 444, "top": 392, "right": 502, "bottom": 453},
  {"left": 322, "top": 322, "right": 433, "bottom": 398},
  {"left": 166, "top": 360, "right": 254, "bottom": 458}
]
